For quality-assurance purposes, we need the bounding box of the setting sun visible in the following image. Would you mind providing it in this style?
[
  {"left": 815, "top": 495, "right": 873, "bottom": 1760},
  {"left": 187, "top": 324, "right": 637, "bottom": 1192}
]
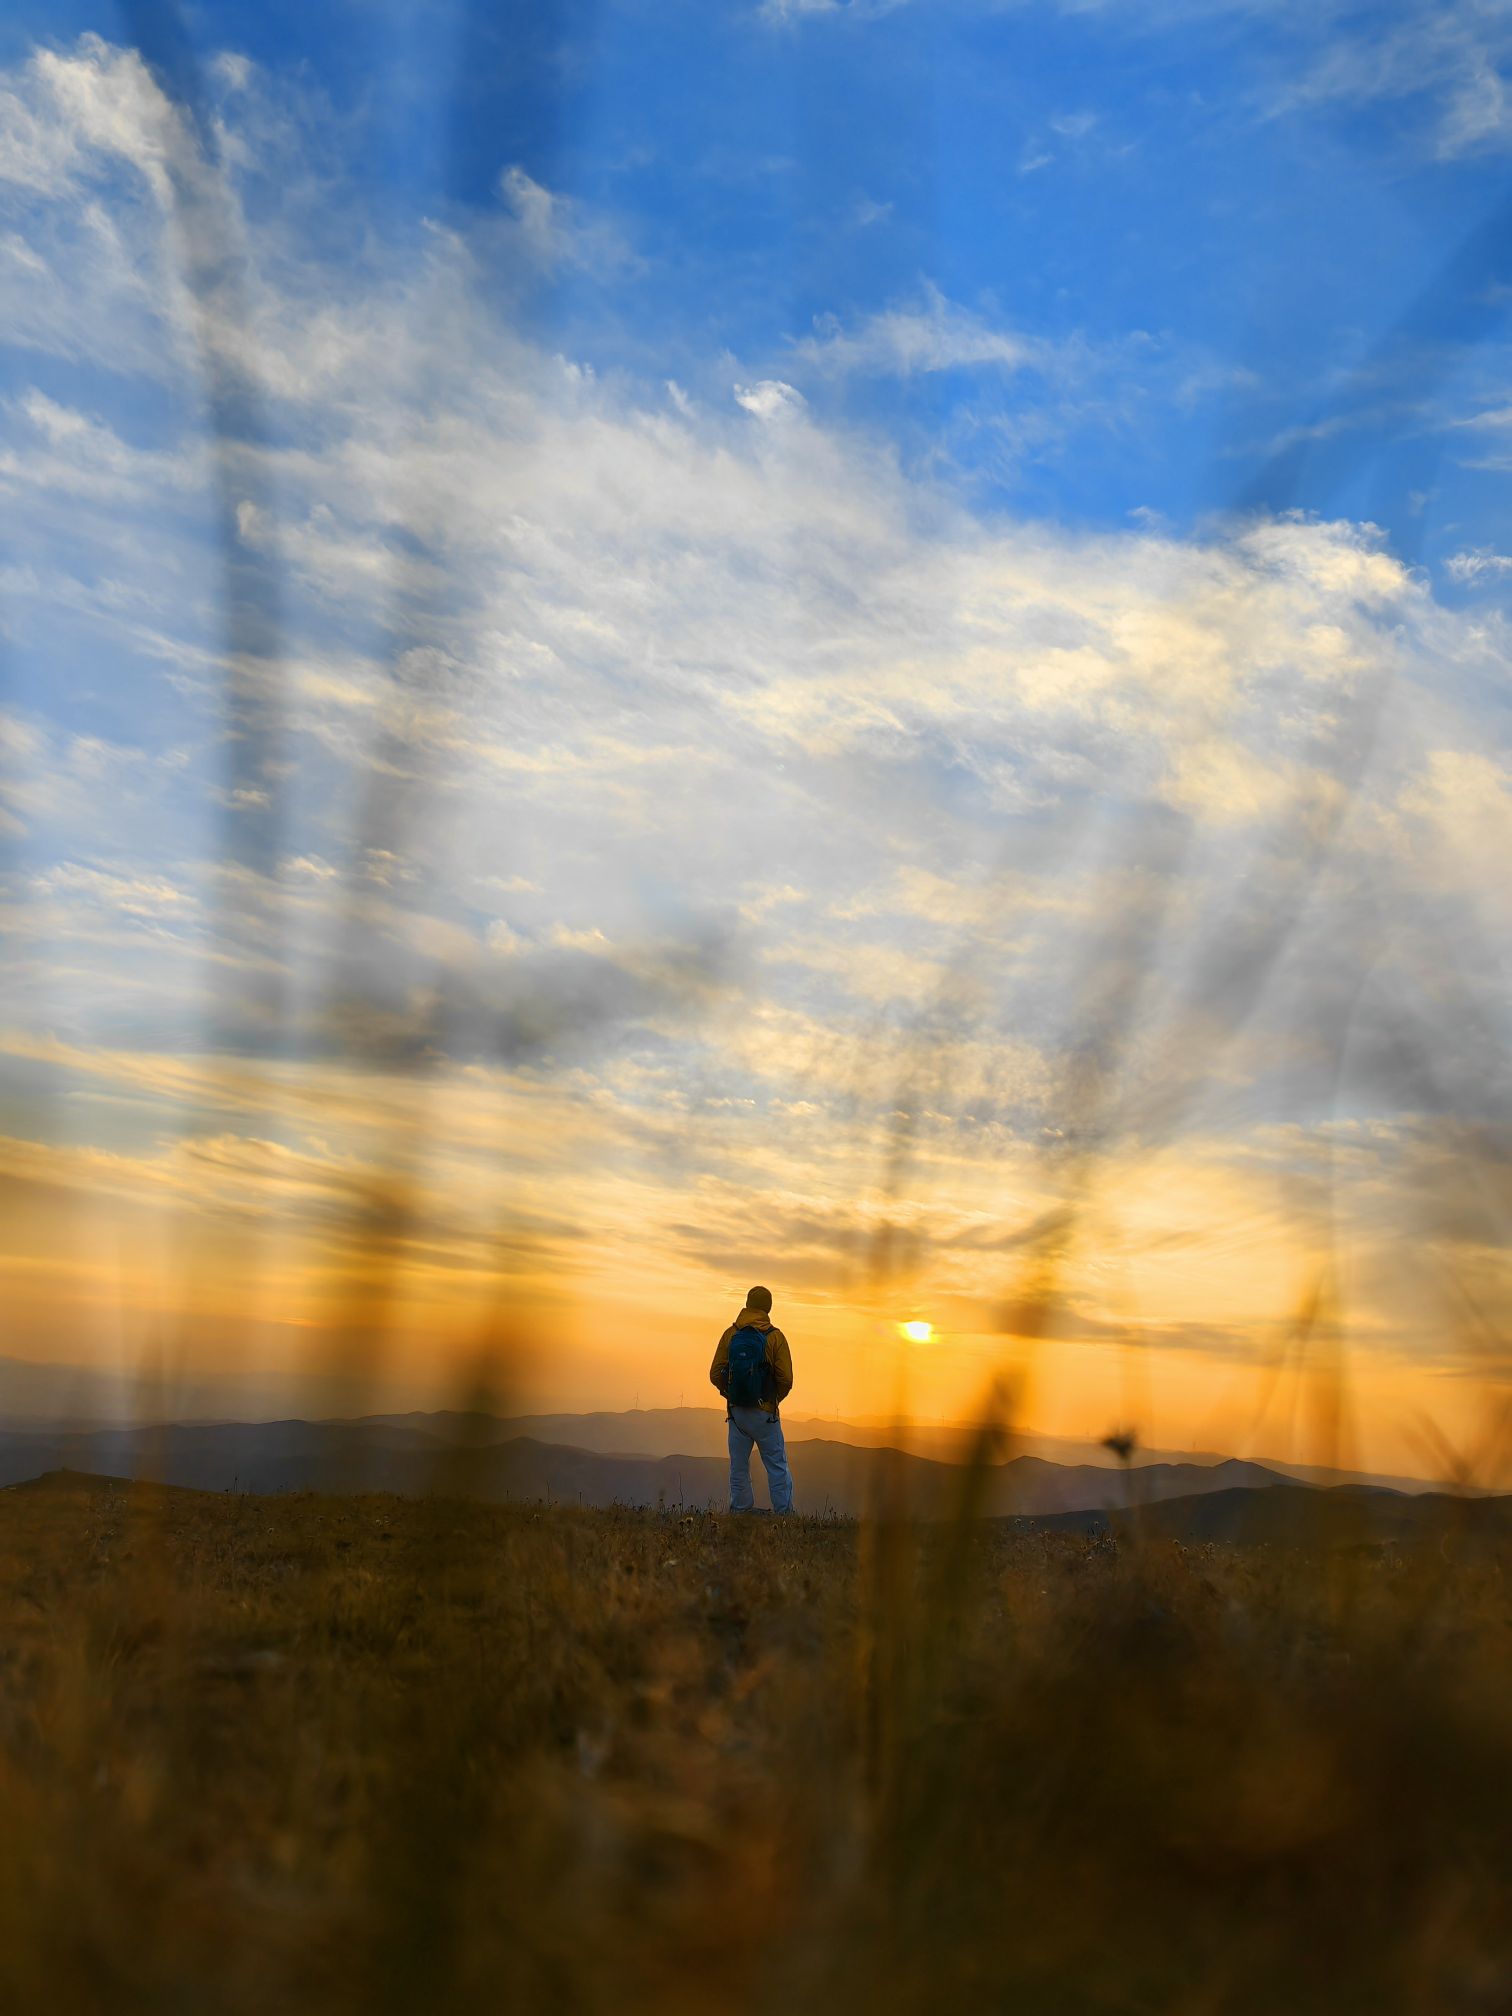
[{"left": 0, "top": 11, "right": 1508, "bottom": 2008}]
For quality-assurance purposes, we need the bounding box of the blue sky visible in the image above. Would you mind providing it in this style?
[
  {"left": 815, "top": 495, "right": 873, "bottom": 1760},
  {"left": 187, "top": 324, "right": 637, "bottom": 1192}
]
[
  {"left": 1, "top": 3, "right": 1511, "bottom": 1460},
  {"left": 10, "top": 0, "right": 1512, "bottom": 549}
]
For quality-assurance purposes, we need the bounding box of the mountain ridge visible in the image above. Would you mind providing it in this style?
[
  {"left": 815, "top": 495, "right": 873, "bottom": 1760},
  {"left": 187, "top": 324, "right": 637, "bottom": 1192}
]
[
  {"left": 0, "top": 1415, "right": 1303, "bottom": 1517},
  {"left": 342, "top": 1405, "right": 1452, "bottom": 1495},
  {"left": 0, "top": 1360, "right": 1458, "bottom": 1494}
]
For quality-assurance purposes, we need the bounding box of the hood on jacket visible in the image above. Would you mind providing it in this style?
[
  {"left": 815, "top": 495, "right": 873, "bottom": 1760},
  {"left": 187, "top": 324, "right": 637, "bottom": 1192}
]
[{"left": 734, "top": 1307, "right": 772, "bottom": 1330}]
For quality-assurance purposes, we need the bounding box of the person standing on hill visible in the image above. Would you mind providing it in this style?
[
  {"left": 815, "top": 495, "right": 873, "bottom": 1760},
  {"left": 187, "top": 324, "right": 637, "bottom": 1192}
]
[{"left": 709, "top": 1285, "right": 794, "bottom": 1514}]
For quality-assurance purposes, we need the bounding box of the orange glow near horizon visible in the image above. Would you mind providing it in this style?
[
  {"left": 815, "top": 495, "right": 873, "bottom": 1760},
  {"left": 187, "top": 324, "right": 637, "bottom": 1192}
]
[
  {"left": 5, "top": 991, "right": 1497, "bottom": 1487},
  {"left": 3, "top": 32, "right": 1510, "bottom": 1506},
  {"left": 0, "top": 1072, "right": 1505, "bottom": 1489}
]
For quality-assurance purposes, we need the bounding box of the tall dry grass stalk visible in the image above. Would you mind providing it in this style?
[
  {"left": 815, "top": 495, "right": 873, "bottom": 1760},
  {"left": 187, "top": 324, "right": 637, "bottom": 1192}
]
[
  {"left": 4, "top": 14, "right": 1512, "bottom": 2011},
  {"left": 3, "top": 1480, "right": 1509, "bottom": 2013}
]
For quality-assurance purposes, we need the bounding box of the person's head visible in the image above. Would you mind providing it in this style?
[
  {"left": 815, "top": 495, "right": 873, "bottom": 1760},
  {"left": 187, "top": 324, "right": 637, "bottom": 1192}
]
[{"left": 745, "top": 1284, "right": 773, "bottom": 1314}]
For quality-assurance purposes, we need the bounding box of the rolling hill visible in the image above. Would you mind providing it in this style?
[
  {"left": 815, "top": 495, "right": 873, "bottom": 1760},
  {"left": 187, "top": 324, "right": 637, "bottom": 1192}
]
[
  {"left": 1017, "top": 1483, "right": 1512, "bottom": 1547},
  {"left": 349, "top": 1405, "right": 1441, "bottom": 1492},
  {"left": 0, "top": 1413, "right": 1302, "bottom": 1517}
]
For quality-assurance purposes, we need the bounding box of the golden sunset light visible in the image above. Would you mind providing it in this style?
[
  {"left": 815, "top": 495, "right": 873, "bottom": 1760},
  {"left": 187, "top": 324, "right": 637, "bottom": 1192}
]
[{"left": 4, "top": 8, "right": 1512, "bottom": 2007}]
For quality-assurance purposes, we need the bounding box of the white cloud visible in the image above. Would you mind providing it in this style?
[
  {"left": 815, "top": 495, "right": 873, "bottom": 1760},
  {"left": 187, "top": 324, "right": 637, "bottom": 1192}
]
[
  {"left": 733, "top": 378, "right": 806, "bottom": 419},
  {"left": 760, "top": 0, "right": 839, "bottom": 18},
  {"left": 1456, "top": 400, "right": 1512, "bottom": 431},
  {"left": 499, "top": 165, "right": 634, "bottom": 275},
  {"left": 1439, "top": 55, "right": 1508, "bottom": 154},
  {"left": 211, "top": 53, "right": 254, "bottom": 96},
  {"left": 766, "top": 933, "right": 948, "bottom": 1005},
  {"left": 479, "top": 874, "right": 540, "bottom": 897},
  {"left": 796, "top": 285, "right": 1040, "bottom": 377},
  {"left": 1399, "top": 748, "right": 1512, "bottom": 862},
  {"left": 547, "top": 924, "right": 612, "bottom": 952},
  {"left": 0, "top": 388, "right": 200, "bottom": 501},
  {"left": 1163, "top": 740, "right": 1310, "bottom": 825},
  {"left": 30, "top": 35, "right": 196, "bottom": 206},
  {"left": 758, "top": 0, "right": 909, "bottom": 20},
  {"left": 35, "top": 860, "right": 195, "bottom": 918},
  {"left": 2, "top": 34, "right": 1511, "bottom": 1408},
  {"left": 1269, "top": 3, "right": 1512, "bottom": 159},
  {"left": 1444, "top": 549, "right": 1512, "bottom": 584}
]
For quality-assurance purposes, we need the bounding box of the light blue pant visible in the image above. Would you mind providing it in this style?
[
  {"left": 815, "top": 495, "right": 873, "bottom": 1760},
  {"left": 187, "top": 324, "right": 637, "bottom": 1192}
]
[{"left": 727, "top": 1405, "right": 793, "bottom": 1514}]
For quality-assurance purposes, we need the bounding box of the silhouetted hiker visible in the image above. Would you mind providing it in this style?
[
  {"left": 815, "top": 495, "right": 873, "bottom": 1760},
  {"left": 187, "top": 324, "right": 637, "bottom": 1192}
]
[{"left": 709, "top": 1284, "right": 794, "bottom": 1514}]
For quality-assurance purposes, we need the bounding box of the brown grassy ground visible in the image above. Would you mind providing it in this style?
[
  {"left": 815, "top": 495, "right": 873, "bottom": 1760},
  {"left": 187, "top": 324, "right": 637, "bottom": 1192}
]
[{"left": 0, "top": 1472, "right": 1508, "bottom": 2015}]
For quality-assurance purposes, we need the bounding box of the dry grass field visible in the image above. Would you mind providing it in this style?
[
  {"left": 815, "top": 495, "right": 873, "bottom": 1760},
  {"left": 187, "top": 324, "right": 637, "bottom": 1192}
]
[{"left": 1, "top": 1472, "right": 1509, "bottom": 2015}]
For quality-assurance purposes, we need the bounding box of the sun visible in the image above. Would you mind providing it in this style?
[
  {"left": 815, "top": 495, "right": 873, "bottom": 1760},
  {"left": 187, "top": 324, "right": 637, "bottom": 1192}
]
[{"left": 899, "top": 1320, "right": 934, "bottom": 1344}]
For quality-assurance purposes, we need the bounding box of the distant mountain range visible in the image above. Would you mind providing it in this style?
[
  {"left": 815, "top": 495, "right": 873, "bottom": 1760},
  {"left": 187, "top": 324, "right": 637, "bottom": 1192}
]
[
  {"left": 0, "top": 1409, "right": 1361, "bottom": 1518},
  {"left": 365, "top": 1406, "right": 1443, "bottom": 1494},
  {"left": 0, "top": 1352, "right": 1457, "bottom": 1497}
]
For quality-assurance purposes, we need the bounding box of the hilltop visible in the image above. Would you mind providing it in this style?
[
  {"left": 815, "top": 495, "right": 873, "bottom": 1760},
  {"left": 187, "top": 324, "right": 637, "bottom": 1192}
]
[
  {"left": 1017, "top": 1481, "right": 1512, "bottom": 1548},
  {"left": 0, "top": 1475, "right": 1508, "bottom": 2013}
]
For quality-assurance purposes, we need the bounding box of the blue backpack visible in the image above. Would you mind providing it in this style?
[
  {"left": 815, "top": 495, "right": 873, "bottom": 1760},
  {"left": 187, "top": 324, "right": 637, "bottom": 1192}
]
[{"left": 727, "top": 1326, "right": 769, "bottom": 1408}]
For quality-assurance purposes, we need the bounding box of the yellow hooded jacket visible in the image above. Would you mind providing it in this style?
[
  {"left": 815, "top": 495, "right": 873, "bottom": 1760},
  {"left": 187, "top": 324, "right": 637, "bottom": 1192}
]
[{"left": 709, "top": 1308, "right": 793, "bottom": 1417}]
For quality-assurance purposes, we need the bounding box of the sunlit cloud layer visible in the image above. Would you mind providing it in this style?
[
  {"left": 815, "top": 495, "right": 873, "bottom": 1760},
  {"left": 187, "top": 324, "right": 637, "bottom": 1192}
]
[{"left": 1, "top": 27, "right": 1510, "bottom": 1469}]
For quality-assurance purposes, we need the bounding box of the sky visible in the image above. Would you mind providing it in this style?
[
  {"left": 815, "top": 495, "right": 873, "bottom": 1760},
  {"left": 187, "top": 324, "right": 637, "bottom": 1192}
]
[{"left": 2, "top": 1, "right": 1511, "bottom": 1474}]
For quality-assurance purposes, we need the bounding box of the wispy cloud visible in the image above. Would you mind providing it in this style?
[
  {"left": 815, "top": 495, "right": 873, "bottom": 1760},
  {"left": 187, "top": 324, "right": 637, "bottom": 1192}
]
[
  {"left": 795, "top": 285, "right": 1042, "bottom": 377},
  {"left": 757, "top": 0, "right": 910, "bottom": 23},
  {"left": 1266, "top": 2, "right": 1512, "bottom": 158},
  {"left": 734, "top": 377, "right": 806, "bottom": 418},
  {"left": 1, "top": 33, "right": 1510, "bottom": 1442},
  {"left": 499, "top": 165, "right": 637, "bottom": 275},
  {"left": 1444, "top": 548, "right": 1512, "bottom": 583}
]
